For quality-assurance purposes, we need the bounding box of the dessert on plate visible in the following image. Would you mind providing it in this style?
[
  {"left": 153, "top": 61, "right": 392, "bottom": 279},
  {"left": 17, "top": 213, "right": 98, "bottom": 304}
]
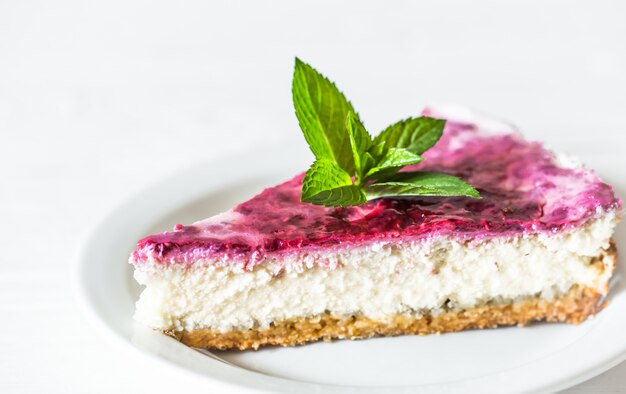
[{"left": 129, "top": 60, "right": 621, "bottom": 350}]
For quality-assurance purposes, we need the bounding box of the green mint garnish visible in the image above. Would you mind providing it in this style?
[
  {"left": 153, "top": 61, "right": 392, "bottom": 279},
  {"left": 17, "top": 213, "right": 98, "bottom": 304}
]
[
  {"left": 292, "top": 58, "right": 358, "bottom": 174},
  {"left": 365, "top": 172, "right": 481, "bottom": 199},
  {"left": 292, "top": 58, "right": 480, "bottom": 207}
]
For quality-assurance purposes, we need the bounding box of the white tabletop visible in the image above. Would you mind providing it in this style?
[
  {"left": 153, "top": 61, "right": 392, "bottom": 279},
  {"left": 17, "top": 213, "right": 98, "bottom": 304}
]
[{"left": 1, "top": 1, "right": 625, "bottom": 392}]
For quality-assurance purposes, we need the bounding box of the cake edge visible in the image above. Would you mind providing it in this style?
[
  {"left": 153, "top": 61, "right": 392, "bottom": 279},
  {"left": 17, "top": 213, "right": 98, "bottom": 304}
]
[{"left": 166, "top": 242, "right": 617, "bottom": 351}]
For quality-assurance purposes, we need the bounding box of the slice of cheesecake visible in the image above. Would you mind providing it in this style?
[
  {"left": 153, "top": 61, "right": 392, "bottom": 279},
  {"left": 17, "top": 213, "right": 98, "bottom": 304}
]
[{"left": 130, "top": 109, "right": 621, "bottom": 350}]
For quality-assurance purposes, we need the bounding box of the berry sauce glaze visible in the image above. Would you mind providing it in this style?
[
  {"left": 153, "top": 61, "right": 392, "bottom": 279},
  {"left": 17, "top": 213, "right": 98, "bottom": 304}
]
[{"left": 132, "top": 109, "right": 621, "bottom": 269}]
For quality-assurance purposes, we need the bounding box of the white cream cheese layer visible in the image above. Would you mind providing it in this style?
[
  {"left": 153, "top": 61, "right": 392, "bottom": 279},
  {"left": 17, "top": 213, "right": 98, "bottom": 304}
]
[{"left": 132, "top": 212, "right": 618, "bottom": 333}]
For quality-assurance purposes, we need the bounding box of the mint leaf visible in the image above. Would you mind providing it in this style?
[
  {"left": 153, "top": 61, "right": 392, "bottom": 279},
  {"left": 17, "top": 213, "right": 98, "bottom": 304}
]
[
  {"left": 373, "top": 117, "right": 445, "bottom": 155},
  {"left": 364, "top": 147, "right": 423, "bottom": 180},
  {"left": 365, "top": 172, "right": 480, "bottom": 199},
  {"left": 291, "top": 59, "right": 481, "bottom": 206},
  {"left": 292, "top": 58, "right": 357, "bottom": 173},
  {"left": 346, "top": 111, "right": 372, "bottom": 182},
  {"left": 361, "top": 141, "right": 385, "bottom": 176},
  {"left": 368, "top": 140, "right": 386, "bottom": 161},
  {"left": 303, "top": 185, "right": 367, "bottom": 207},
  {"left": 301, "top": 158, "right": 366, "bottom": 206}
]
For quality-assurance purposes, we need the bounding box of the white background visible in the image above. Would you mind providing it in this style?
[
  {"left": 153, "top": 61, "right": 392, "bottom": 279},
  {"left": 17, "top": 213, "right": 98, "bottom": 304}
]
[{"left": 1, "top": 1, "right": 625, "bottom": 392}]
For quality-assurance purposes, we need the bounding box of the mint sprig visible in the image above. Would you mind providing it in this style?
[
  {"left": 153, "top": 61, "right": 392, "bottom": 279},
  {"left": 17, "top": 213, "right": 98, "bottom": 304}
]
[{"left": 292, "top": 58, "right": 480, "bottom": 207}]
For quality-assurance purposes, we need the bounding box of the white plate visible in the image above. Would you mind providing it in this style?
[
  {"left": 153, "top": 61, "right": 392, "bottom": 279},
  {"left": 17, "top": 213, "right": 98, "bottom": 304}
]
[{"left": 73, "top": 147, "right": 626, "bottom": 394}]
